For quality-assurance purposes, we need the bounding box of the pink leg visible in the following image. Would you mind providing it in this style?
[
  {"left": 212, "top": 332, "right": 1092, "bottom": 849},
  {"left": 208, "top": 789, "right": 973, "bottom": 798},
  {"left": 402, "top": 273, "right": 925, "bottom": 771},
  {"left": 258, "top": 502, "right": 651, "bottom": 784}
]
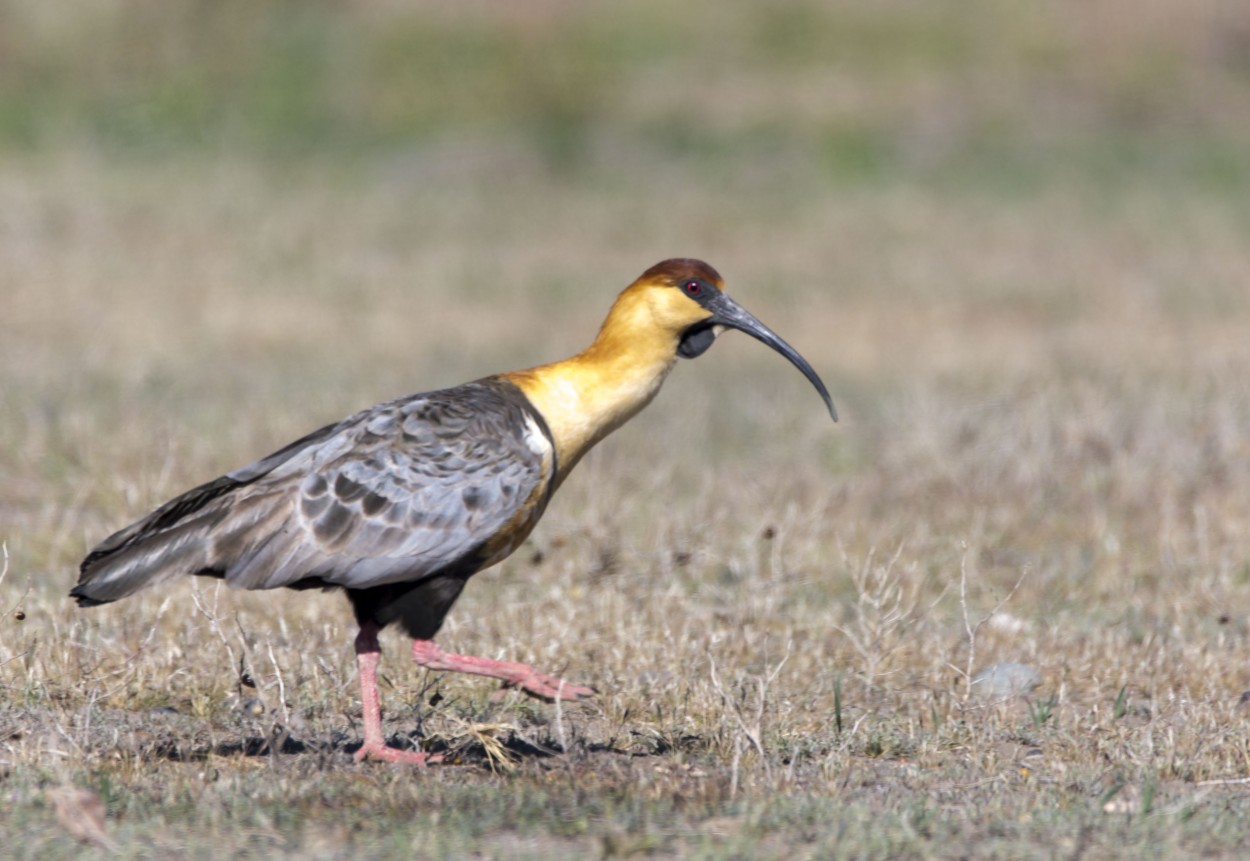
[
  {"left": 411, "top": 638, "right": 595, "bottom": 702},
  {"left": 352, "top": 625, "right": 441, "bottom": 765}
]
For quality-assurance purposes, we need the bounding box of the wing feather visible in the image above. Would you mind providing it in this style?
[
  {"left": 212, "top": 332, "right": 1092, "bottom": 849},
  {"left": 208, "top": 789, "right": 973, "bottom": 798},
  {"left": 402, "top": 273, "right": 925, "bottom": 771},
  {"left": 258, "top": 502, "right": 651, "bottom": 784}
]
[
  {"left": 73, "top": 379, "right": 555, "bottom": 603},
  {"left": 232, "top": 380, "right": 554, "bottom": 589}
]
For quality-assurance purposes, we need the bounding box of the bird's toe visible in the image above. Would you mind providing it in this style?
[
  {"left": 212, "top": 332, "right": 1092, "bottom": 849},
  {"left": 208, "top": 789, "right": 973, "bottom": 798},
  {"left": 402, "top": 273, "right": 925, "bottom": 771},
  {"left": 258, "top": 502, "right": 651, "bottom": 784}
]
[{"left": 353, "top": 743, "right": 442, "bottom": 766}]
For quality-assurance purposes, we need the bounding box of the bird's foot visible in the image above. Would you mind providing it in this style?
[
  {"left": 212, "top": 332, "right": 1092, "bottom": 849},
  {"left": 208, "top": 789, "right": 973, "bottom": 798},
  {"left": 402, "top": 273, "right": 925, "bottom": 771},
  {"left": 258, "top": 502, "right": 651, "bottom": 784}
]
[
  {"left": 353, "top": 742, "right": 443, "bottom": 766},
  {"left": 492, "top": 669, "right": 597, "bottom": 703},
  {"left": 411, "top": 639, "right": 596, "bottom": 703}
]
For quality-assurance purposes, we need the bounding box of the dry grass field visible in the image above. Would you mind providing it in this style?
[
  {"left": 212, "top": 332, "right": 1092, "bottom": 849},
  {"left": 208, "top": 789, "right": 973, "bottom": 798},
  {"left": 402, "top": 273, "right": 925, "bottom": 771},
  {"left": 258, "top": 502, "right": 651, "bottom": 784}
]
[{"left": 4, "top": 1, "right": 1250, "bottom": 858}]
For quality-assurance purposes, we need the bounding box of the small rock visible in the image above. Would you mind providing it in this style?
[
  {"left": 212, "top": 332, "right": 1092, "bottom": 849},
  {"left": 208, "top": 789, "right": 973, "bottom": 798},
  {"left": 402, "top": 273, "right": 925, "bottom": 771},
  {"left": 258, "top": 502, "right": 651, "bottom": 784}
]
[
  {"left": 971, "top": 662, "right": 1042, "bottom": 699},
  {"left": 987, "top": 613, "right": 1030, "bottom": 635}
]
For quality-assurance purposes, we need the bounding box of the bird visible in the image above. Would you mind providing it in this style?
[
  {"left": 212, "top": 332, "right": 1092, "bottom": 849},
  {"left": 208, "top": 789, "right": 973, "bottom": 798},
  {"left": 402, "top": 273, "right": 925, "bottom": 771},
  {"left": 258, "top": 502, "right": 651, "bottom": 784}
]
[{"left": 71, "top": 258, "right": 836, "bottom": 765}]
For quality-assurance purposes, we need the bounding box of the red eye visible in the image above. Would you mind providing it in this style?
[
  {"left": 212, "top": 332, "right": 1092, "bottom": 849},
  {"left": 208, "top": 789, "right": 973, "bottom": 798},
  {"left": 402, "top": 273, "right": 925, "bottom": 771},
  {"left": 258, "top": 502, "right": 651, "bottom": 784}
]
[{"left": 684, "top": 280, "right": 702, "bottom": 296}]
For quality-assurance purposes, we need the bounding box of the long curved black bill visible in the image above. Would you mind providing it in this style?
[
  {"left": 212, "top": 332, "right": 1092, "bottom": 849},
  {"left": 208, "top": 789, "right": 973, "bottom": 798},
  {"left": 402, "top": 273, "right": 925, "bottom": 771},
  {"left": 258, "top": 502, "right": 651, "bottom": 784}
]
[{"left": 706, "top": 292, "right": 838, "bottom": 422}]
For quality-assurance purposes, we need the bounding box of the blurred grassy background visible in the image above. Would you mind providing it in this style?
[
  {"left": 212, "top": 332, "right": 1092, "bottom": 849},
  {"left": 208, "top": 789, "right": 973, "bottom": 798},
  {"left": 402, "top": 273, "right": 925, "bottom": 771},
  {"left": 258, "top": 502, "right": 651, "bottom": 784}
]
[
  {"left": 5, "top": 1, "right": 1250, "bottom": 858},
  {"left": 5, "top": 0, "right": 1250, "bottom": 180}
]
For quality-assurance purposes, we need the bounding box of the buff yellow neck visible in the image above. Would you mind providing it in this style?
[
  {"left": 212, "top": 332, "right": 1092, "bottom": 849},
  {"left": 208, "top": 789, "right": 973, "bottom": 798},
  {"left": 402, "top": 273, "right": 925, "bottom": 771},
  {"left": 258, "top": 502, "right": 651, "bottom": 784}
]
[{"left": 500, "top": 283, "right": 696, "bottom": 488}]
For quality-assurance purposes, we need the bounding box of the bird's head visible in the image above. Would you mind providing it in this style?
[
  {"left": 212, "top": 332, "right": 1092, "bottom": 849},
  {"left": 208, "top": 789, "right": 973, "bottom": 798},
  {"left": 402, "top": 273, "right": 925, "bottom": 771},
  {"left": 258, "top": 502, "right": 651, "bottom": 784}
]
[
  {"left": 625, "top": 258, "right": 837, "bottom": 421},
  {"left": 607, "top": 258, "right": 835, "bottom": 422}
]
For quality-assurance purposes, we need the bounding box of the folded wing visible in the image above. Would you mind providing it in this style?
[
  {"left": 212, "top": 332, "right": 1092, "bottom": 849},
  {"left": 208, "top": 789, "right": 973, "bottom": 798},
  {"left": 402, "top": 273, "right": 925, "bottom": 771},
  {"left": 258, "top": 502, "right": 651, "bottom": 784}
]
[{"left": 72, "top": 379, "right": 554, "bottom": 605}]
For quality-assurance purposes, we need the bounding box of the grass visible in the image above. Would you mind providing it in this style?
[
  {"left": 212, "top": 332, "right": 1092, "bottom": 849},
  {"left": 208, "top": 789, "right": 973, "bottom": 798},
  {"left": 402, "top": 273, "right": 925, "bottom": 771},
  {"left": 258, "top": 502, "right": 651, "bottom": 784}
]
[{"left": 4, "top": 0, "right": 1250, "bottom": 857}]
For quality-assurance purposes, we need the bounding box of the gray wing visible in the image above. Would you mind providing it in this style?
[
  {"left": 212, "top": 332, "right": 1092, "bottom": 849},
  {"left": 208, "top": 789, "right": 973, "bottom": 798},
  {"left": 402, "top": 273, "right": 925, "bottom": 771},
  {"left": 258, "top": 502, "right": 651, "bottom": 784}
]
[{"left": 73, "top": 379, "right": 555, "bottom": 604}]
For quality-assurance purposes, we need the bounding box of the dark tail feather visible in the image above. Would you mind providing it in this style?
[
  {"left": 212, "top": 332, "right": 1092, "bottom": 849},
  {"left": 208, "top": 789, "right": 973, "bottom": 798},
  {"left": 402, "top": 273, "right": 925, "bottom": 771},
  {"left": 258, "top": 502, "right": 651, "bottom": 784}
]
[{"left": 71, "top": 475, "right": 241, "bottom": 606}]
